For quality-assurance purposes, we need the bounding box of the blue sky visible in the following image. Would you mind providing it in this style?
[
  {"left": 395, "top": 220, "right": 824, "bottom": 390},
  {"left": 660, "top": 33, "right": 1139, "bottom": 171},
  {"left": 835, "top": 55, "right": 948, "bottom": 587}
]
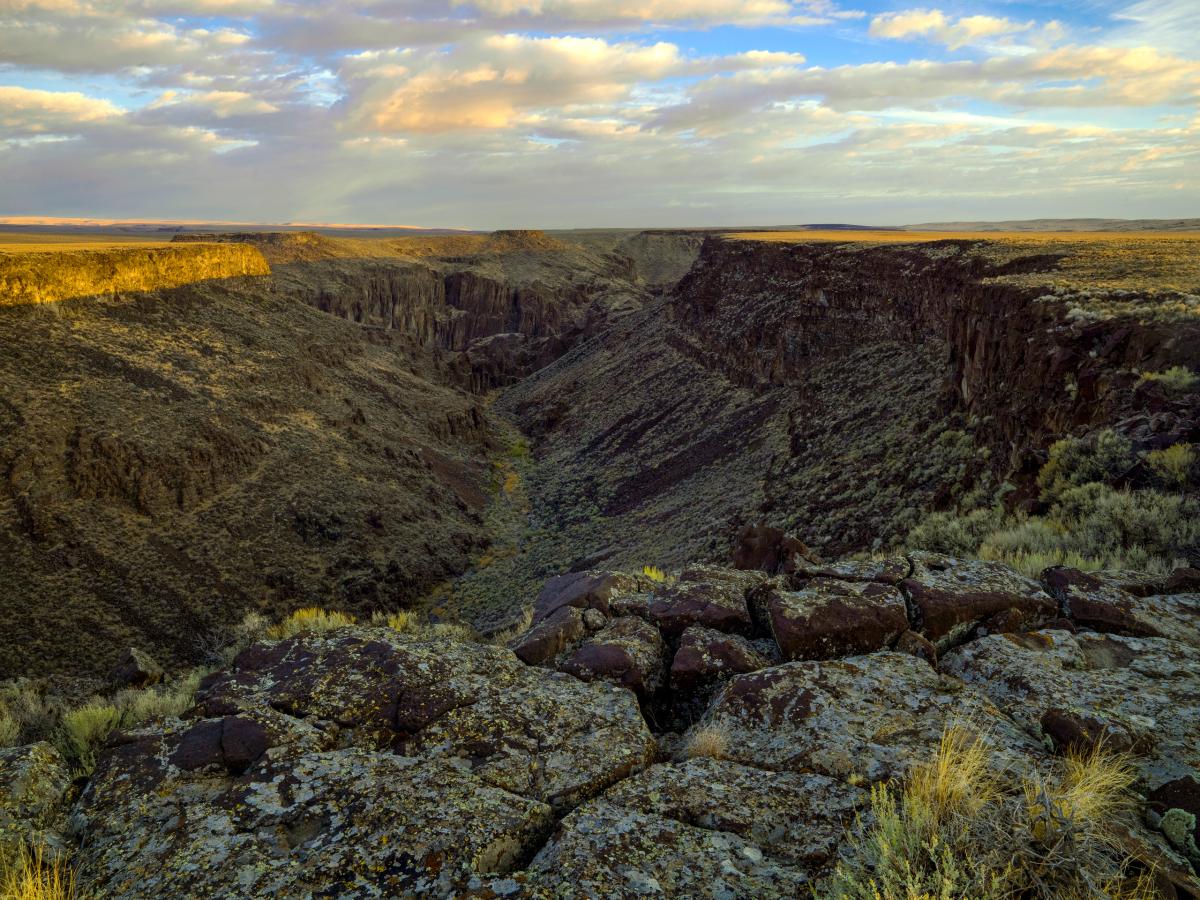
[{"left": 0, "top": 0, "right": 1196, "bottom": 227}]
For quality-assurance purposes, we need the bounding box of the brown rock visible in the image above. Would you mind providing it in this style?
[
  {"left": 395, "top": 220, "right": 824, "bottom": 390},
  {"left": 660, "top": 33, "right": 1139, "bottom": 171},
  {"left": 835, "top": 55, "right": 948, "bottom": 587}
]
[
  {"left": 895, "top": 630, "right": 938, "bottom": 668},
  {"left": 903, "top": 552, "right": 1055, "bottom": 649},
  {"left": 648, "top": 566, "right": 763, "bottom": 637},
  {"left": 766, "top": 578, "right": 909, "bottom": 661},
  {"left": 108, "top": 648, "right": 164, "bottom": 689},
  {"left": 561, "top": 616, "right": 669, "bottom": 698},
  {"left": 511, "top": 605, "right": 587, "bottom": 666},
  {"left": 669, "top": 627, "right": 770, "bottom": 694},
  {"left": 792, "top": 557, "right": 909, "bottom": 586},
  {"left": 1043, "top": 566, "right": 1200, "bottom": 647},
  {"left": 532, "top": 570, "right": 640, "bottom": 623},
  {"left": 1039, "top": 708, "right": 1139, "bottom": 756},
  {"left": 732, "top": 524, "right": 814, "bottom": 575}
]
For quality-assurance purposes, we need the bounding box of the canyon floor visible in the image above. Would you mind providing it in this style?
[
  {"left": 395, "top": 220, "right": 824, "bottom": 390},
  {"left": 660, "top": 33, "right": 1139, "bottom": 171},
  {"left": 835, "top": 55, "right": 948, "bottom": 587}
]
[{"left": 1, "top": 224, "right": 1198, "bottom": 897}]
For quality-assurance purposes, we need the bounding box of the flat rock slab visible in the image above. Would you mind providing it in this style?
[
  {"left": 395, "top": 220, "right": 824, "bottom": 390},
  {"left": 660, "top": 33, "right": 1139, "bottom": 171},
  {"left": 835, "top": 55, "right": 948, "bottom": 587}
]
[
  {"left": 76, "top": 629, "right": 657, "bottom": 898},
  {"left": 526, "top": 800, "right": 812, "bottom": 898},
  {"left": 792, "top": 557, "right": 910, "bottom": 586},
  {"left": 598, "top": 757, "right": 862, "bottom": 871},
  {"left": 80, "top": 749, "right": 553, "bottom": 898},
  {"left": 902, "top": 551, "right": 1055, "bottom": 649},
  {"left": 766, "top": 578, "right": 909, "bottom": 661},
  {"left": 1044, "top": 567, "right": 1200, "bottom": 648},
  {"left": 693, "top": 652, "right": 1041, "bottom": 782},
  {"left": 648, "top": 565, "right": 765, "bottom": 637},
  {"left": 942, "top": 629, "right": 1200, "bottom": 790}
]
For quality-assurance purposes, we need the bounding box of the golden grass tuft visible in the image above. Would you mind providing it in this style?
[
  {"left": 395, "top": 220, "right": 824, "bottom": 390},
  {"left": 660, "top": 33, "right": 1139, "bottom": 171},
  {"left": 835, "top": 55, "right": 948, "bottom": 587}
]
[
  {"left": 683, "top": 724, "right": 730, "bottom": 761},
  {"left": 826, "top": 727, "right": 1159, "bottom": 899},
  {"left": 642, "top": 565, "right": 669, "bottom": 583},
  {"left": 1, "top": 845, "right": 76, "bottom": 900},
  {"left": 266, "top": 607, "right": 357, "bottom": 639}
]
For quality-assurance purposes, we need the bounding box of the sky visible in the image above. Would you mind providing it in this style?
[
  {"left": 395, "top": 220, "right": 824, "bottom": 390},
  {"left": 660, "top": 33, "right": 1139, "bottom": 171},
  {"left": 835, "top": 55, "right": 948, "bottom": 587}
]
[{"left": 0, "top": 0, "right": 1197, "bottom": 228}]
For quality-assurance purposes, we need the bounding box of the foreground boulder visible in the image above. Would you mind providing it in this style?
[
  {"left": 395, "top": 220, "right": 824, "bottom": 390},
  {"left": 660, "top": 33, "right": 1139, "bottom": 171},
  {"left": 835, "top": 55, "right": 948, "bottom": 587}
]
[
  {"left": 691, "top": 651, "right": 1041, "bottom": 782},
  {"left": 561, "top": 616, "right": 669, "bottom": 698},
  {"left": 73, "top": 628, "right": 656, "bottom": 898},
  {"left": 902, "top": 552, "right": 1055, "bottom": 649},
  {"left": 764, "top": 578, "right": 908, "bottom": 661},
  {"left": 1043, "top": 566, "right": 1200, "bottom": 648},
  {"left": 942, "top": 629, "right": 1200, "bottom": 790}
]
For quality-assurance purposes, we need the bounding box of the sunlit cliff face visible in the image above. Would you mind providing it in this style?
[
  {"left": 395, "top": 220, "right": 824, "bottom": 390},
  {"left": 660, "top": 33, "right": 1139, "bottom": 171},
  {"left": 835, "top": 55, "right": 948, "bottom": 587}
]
[{"left": 1, "top": 0, "right": 1197, "bottom": 226}]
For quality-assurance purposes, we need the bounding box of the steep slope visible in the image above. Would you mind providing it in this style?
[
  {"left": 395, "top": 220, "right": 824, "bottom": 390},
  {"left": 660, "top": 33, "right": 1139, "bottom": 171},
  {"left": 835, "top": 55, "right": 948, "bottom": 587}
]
[{"left": 0, "top": 273, "right": 495, "bottom": 679}]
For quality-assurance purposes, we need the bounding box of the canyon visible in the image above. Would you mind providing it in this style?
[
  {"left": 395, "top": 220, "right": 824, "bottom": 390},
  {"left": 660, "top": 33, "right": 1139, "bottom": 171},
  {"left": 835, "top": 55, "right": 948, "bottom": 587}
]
[{"left": 1, "top": 225, "right": 1199, "bottom": 897}]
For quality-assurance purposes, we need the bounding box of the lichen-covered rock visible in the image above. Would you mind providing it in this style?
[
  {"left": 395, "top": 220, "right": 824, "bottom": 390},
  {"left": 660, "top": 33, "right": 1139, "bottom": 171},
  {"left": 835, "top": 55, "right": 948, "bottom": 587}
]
[
  {"left": 765, "top": 578, "right": 909, "bottom": 661},
  {"left": 79, "top": 748, "right": 554, "bottom": 898},
  {"left": 669, "top": 627, "right": 770, "bottom": 694},
  {"left": 511, "top": 604, "right": 588, "bottom": 666},
  {"left": 692, "top": 652, "right": 1040, "bottom": 783},
  {"left": 75, "top": 629, "right": 657, "bottom": 898},
  {"left": 942, "top": 630, "right": 1200, "bottom": 789},
  {"left": 895, "top": 629, "right": 938, "bottom": 668},
  {"left": 1043, "top": 567, "right": 1200, "bottom": 648},
  {"left": 1148, "top": 776, "right": 1200, "bottom": 867},
  {"left": 792, "top": 557, "right": 909, "bottom": 586},
  {"left": 647, "top": 565, "right": 764, "bottom": 637},
  {"left": 902, "top": 552, "right": 1055, "bottom": 649},
  {"left": 532, "top": 570, "right": 643, "bottom": 623},
  {"left": 108, "top": 647, "right": 163, "bottom": 689},
  {"left": 561, "top": 616, "right": 668, "bottom": 699},
  {"left": 527, "top": 801, "right": 812, "bottom": 897},
  {"left": 0, "top": 742, "right": 71, "bottom": 863},
  {"left": 597, "top": 757, "right": 862, "bottom": 870},
  {"left": 524, "top": 758, "right": 863, "bottom": 896}
]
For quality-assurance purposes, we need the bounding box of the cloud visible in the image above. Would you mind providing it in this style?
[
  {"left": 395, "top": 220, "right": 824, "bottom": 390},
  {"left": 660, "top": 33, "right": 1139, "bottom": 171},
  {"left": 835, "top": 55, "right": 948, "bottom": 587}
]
[
  {"left": 869, "top": 8, "right": 1032, "bottom": 50},
  {"left": 0, "top": 85, "right": 124, "bottom": 136}
]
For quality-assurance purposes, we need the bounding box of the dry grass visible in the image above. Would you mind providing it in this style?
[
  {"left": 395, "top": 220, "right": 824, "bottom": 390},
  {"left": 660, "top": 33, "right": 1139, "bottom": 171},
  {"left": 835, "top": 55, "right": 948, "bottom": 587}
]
[
  {"left": 265, "top": 608, "right": 357, "bottom": 640},
  {"left": 0, "top": 845, "right": 76, "bottom": 900},
  {"left": 0, "top": 232, "right": 175, "bottom": 253},
  {"left": 826, "top": 727, "right": 1160, "bottom": 899},
  {"left": 683, "top": 724, "right": 730, "bottom": 761},
  {"left": 642, "top": 565, "right": 668, "bottom": 583}
]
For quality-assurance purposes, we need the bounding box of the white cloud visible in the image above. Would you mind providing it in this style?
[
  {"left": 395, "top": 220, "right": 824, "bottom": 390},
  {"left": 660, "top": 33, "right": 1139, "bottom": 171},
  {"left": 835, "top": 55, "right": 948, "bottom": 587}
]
[{"left": 869, "top": 8, "right": 1032, "bottom": 50}]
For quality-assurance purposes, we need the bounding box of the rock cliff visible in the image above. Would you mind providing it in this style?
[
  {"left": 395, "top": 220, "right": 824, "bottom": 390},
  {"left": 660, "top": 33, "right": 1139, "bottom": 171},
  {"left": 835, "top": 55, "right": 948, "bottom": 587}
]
[{"left": 0, "top": 244, "right": 270, "bottom": 306}]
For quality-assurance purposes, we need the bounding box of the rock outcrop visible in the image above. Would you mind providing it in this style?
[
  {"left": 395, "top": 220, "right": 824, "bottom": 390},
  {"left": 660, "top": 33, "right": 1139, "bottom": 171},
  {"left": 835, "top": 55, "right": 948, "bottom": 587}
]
[
  {"left": 0, "top": 244, "right": 269, "bottom": 306},
  {"left": 0, "top": 551, "right": 1189, "bottom": 897}
]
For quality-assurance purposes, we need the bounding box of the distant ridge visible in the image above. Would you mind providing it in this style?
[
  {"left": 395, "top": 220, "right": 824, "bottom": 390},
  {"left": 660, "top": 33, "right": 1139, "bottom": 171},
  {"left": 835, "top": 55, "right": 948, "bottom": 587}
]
[{"left": 906, "top": 218, "right": 1200, "bottom": 232}]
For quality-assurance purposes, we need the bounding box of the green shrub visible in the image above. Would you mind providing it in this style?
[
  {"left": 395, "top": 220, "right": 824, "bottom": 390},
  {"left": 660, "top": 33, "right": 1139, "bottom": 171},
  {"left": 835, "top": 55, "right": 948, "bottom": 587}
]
[
  {"left": 1038, "top": 429, "right": 1134, "bottom": 502},
  {"left": 907, "top": 506, "right": 1003, "bottom": 556},
  {"left": 57, "top": 702, "right": 120, "bottom": 775},
  {"left": 1146, "top": 443, "right": 1196, "bottom": 490},
  {"left": 1139, "top": 365, "right": 1198, "bottom": 395},
  {"left": 0, "top": 706, "right": 18, "bottom": 747},
  {"left": 0, "top": 682, "right": 62, "bottom": 746},
  {"left": 113, "top": 669, "right": 203, "bottom": 729}
]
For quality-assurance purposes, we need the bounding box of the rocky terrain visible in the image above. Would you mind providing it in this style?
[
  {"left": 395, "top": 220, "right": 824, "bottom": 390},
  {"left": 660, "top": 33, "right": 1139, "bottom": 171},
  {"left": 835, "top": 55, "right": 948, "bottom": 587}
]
[
  {"left": 1, "top": 224, "right": 1199, "bottom": 896},
  {"left": 4, "top": 545, "right": 1199, "bottom": 897}
]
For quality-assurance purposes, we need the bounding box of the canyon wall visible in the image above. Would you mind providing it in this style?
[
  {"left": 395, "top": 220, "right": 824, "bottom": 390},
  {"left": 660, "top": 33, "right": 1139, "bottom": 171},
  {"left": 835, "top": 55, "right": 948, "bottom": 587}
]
[{"left": 0, "top": 244, "right": 270, "bottom": 306}]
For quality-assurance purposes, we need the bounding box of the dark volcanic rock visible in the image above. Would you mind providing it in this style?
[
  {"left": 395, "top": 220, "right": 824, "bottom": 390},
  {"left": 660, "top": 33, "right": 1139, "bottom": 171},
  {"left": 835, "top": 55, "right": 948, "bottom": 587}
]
[
  {"left": 75, "top": 628, "right": 657, "bottom": 899},
  {"left": 561, "top": 616, "right": 669, "bottom": 698},
  {"left": 107, "top": 648, "right": 163, "bottom": 689},
  {"left": 511, "top": 604, "right": 587, "bottom": 666},
  {"left": 669, "top": 626, "right": 770, "bottom": 694},
  {"left": 902, "top": 552, "right": 1055, "bottom": 648},
  {"left": 765, "top": 577, "right": 909, "bottom": 661},
  {"left": 732, "top": 524, "right": 815, "bottom": 575},
  {"left": 647, "top": 565, "right": 764, "bottom": 637},
  {"left": 532, "top": 570, "right": 642, "bottom": 623},
  {"left": 943, "top": 630, "right": 1200, "bottom": 789},
  {"left": 1043, "top": 566, "right": 1200, "bottom": 647},
  {"left": 0, "top": 742, "right": 71, "bottom": 862},
  {"left": 693, "top": 652, "right": 1041, "bottom": 783}
]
